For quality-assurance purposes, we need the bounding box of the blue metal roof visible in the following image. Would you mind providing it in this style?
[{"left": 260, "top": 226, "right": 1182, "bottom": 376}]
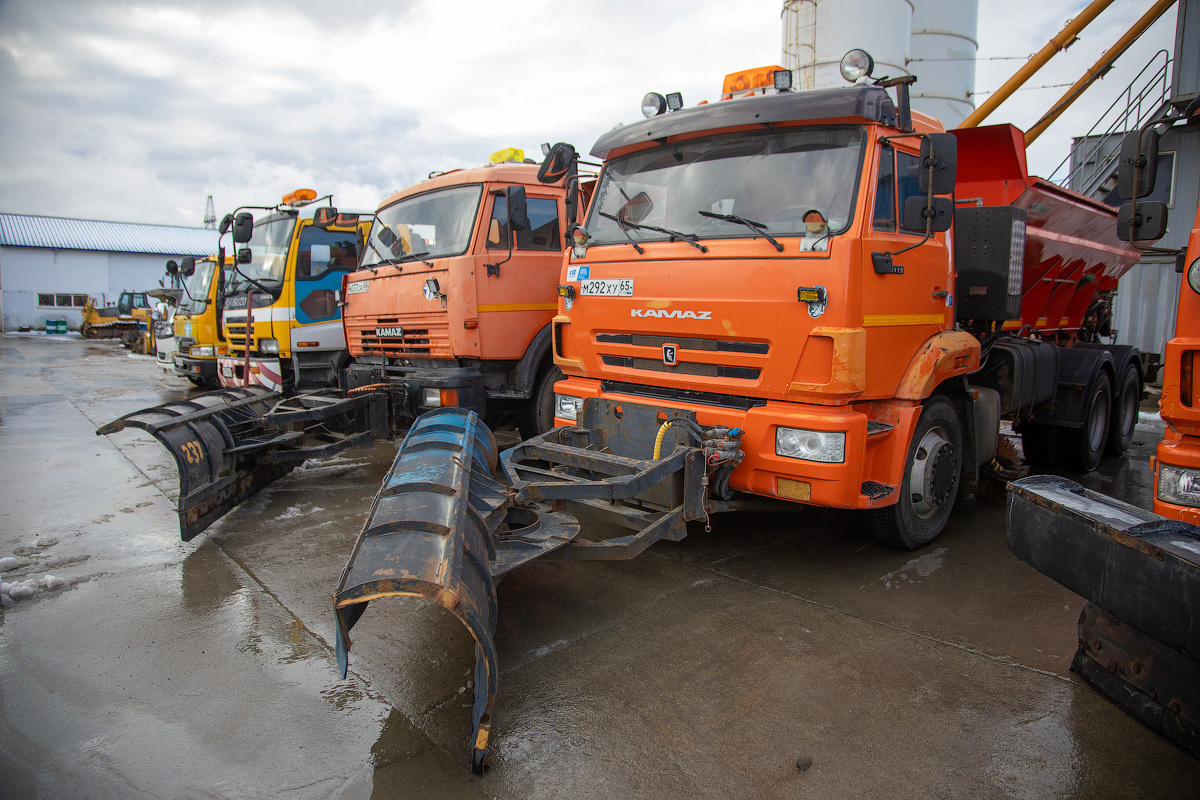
[{"left": 0, "top": 213, "right": 219, "bottom": 256}]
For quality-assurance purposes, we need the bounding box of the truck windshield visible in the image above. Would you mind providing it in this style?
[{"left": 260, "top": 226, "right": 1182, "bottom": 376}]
[
  {"left": 178, "top": 260, "right": 216, "bottom": 316},
  {"left": 361, "top": 184, "right": 483, "bottom": 268},
  {"left": 586, "top": 126, "right": 865, "bottom": 247},
  {"left": 230, "top": 215, "right": 297, "bottom": 292}
]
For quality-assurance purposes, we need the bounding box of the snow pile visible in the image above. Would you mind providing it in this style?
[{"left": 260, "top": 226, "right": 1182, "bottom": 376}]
[{"left": 1, "top": 562, "right": 68, "bottom": 608}]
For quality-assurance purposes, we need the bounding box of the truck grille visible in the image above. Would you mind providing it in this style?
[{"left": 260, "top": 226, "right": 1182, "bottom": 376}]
[
  {"left": 601, "top": 355, "right": 760, "bottom": 380},
  {"left": 348, "top": 315, "right": 451, "bottom": 357},
  {"left": 596, "top": 332, "right": 768, "bottom": 355}
]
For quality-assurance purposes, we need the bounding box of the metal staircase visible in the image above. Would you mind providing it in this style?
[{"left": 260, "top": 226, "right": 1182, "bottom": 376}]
[{"left": 1052, "top": 49, "right": 1175, "bottom": 199}]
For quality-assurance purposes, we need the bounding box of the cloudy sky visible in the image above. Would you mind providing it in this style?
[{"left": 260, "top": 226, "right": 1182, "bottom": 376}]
[{"left": 0, "top": 0, "right": 1180, "bottom": 227}]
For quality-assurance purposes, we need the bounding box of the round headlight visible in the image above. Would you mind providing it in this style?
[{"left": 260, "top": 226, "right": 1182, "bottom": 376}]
[
  {"left": 840, "top": 49, "right": 875, "bottom": 83},
  {"left": 1188, "top": 256, "right": 1200, "bottom": 296},
  {"left": 641, "top": 92, "right": 667, "bottom": 119}
]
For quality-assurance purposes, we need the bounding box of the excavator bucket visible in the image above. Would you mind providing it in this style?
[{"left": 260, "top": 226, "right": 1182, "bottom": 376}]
[
  {"left": 98, "top": 387, "right": 380, "bottom": 541},
  {"left": 333, "top": 409, "right": 579, "bottom": 773}
]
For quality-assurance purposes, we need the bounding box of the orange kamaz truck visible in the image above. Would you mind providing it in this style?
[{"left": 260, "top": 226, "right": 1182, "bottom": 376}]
[{"left": 340, "top": 149, "right": 574, "bottom": 437}]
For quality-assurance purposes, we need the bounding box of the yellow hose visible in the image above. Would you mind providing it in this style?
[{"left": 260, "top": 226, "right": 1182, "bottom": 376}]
[{"left": 653, "top": 421, "right": 672, "bottom": 460}]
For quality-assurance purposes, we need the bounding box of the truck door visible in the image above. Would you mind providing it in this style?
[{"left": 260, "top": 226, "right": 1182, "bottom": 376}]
[
  {"left": 862, "top": 143, "right": 953, "bottom": 393},
  {"left": 474, "top": 191, "right": 563, "bottom": 360},
  {"left": 292, "top": 221, "right": 360, "bottom": 348}
]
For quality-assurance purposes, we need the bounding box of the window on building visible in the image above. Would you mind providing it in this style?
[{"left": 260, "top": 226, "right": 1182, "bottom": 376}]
[{"left": 38, "top": 293, "right": 89, "bottom": 308}]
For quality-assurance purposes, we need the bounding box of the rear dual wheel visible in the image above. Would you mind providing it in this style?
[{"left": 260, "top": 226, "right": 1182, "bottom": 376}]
[{"left": 867, "top": 396, "right": 962, "bottom": 550}]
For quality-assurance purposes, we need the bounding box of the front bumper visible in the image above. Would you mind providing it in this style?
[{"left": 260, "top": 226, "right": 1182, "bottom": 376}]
[
  {"left": 174, "top": 356, "right": 218, "bottom": 380},
  {"left": 218, "top": 355, "right": 285, "bottom": 391},
  {"left": 345, "top": 362, "right": 486, "bottom": 418},
  {"left": 552, "top": 377, "right": 916, "bottom": 510}
]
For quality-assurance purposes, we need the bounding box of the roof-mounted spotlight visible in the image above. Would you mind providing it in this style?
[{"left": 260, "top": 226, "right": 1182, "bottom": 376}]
[
  {"left": 840, "top": 49, "right": 875, "bottom": 84},
  {"left": 641, "top": 92, "right": 667, "bottom": 118},
  {"left": 665, "top": 92, "right": 684, "bottom": 111},
  {"left": 773, "top": 69, "right": 793, "bottom": 92}
]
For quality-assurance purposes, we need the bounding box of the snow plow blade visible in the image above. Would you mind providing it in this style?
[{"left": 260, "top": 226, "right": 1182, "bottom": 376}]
[
  {"left": 333, "top": 409, "right": 579, "bottom": 773},
  {"left": 1006, "top": 475, "right": 1200, "bottom": 758},
  {"left": 98, "top": 387, "right": 381, "bottom": 541}
]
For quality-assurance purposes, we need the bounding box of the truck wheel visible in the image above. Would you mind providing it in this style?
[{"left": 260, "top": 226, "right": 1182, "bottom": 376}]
[
  {"left": 1055, "top": 372, "right": 1111, "bottom": 472},
  {"left": 866, "top": 396, "right": 962, "bottom": 550},
  {"left": 518, "top": 366, "right": 564, "bottom": 439},
  {"left": 1105, "top": 364, "right": 1141, "bottom": 456},
  {"left": 188, "top": 377, "right": 206, "bottom": 387}
]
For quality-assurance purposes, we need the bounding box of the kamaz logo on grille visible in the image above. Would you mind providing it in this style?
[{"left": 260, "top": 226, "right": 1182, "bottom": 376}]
[
  {"left": 630, "top": 309, "right": 712, "bottom": 319},
  {"left": 662, "top": 344, "right": 677, "bottom": 365},
  {"left": 375, "top": 326, "right": 405, "bottom": 337}
]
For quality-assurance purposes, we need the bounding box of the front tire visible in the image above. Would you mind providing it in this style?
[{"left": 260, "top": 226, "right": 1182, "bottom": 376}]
[
  {"left": 866, "top": 396, "right": 962, "bottom": 550},
  {"left": 519, "top": 366, "right": 564, "bottom": 439}
]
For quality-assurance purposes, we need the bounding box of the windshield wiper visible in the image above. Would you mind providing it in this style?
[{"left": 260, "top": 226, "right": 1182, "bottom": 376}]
[
  {"left": 598, "top": 211, "right": 644, "bottom": 254},
  {"left": 697, "top": 210, "right": 784, "bottom": 252},
  {"left": 397, "top": 251, "right": 436, "bottom": 268},
  {"left": 598, "top": 212, "right": 708, "bottom": 253}
]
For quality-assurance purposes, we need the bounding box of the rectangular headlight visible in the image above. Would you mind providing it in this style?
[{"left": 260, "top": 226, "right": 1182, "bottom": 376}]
[
  {"left": 1157, "top": 464, "right": 1200, "bottom": 508},
  {"left": 258, "top": 338, "right": 279, "bottom": 354},
  {"left": 775, "top": 426, "right": 845, "bottom": 463},
  {"left": 422, "top": 387, "right": 442, "bottom": 407},
  {"left": 555, "top": 394, "right": 583, "bottom": 421},
  {"left": 190, "top": 345, "right": 215, "bottom": 358}
]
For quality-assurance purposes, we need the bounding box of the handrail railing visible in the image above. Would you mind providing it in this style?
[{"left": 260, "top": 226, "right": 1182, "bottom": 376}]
[{"left": 1050, "top": 49, "right": 1172, "bottom": 195}]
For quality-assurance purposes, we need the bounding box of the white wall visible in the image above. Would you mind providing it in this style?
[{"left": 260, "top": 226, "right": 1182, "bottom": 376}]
[{"left": 0, "top": 246, "right": 178, "bottom": 331}]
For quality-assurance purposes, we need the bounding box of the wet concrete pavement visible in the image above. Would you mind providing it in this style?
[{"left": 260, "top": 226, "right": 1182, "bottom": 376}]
[{"left": 1, "top": 332, "right": 1196, "bottom": 799}]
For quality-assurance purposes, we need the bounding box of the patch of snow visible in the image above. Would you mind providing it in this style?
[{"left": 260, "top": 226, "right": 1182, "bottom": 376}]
[
  {"left": 38, "top": 575, "right": 65, "bottom": 590},
  {"left": 0, "top": 556, "right": 20, "bottom": 571}
]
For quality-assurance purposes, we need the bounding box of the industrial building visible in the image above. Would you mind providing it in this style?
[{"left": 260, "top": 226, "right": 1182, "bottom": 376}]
[{"left": 0, "top": 213, "right": 217, "bottom": 331}]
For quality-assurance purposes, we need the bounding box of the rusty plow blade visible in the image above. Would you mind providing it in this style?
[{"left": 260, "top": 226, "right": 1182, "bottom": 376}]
[
  {"left": 1007, "top": 475, "right": 1200, "bottom": 758},
  {"left": 98, "top": 387, "right": 377, "bottom": 541},
  {"left": 333, "top": 409, "right": 578, "bottom": 773}
]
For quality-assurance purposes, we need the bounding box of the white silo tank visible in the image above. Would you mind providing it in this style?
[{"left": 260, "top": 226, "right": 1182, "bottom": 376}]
[
  {"left": 783, "top": 0, "right": 914, "bottom": 91},
  {"left": 909, "top": 0, "right": 978, "bottom": 127}
]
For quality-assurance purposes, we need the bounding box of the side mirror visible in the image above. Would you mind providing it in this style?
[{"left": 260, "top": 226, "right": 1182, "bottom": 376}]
[
  {"left": 903, "top": 195, "right": 953, "bottom": 232},
  {"left": 165, "top": 260, "right": 179, "bottom": 276},
  {"left": 219, "top": 213, "right": 234, "bottom": 235},
  {"left": 507, "top": 185, "right": 529, "bottom": 232},
  {"left": 1116, "top": 201, "right": 1167, "bottom": 242},
  {"left": 237, "top": 248, "right": 252, "bottom": 264},
  {"left": 313, "top": 206, "right": 338, "bottom": 228},
  {"left": 355, "top": 227, "right": 366, "bottom": 261},
  {"left": 180, "top": 256, "right": 196, "bottom": 277},
  {"left": 620, "top": 191, "right": 653, "bottom": 225},
  {"left": 1118, "top": 129, "right": 1159, "bottom": 200},
  {"left": 232, "top": 212, "right": 254, "bottom": 244},
  {"left": 566, "top": 182, "right": 580, "bottom": 224},
  {"left": 537, "top": 142, "right": 578, "bottom": 184},
  {"left": 918, "top": 134, "right": 957, "bottom": 196}
]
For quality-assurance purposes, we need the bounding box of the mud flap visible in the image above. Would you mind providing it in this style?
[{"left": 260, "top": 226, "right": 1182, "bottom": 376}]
[{"left": 333, "top": 409, "right": 578, "bottom": 773}]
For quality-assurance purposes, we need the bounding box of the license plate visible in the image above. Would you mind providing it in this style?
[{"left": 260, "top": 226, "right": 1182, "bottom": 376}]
[
  {"left": 580, "top": 278, "right": 634, "bottom": 297},
  {"left": 347, "top": 280, "right": 370, "bottom": 295},
  {"left": 221, "top": 365, "right": 233, "bottom": 378}
]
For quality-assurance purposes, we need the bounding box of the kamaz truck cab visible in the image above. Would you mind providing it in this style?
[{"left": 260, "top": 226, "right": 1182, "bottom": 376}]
[
  {"left": 342, "top": 150, "right": 572, "bottom": 437},
  {"left": 218, "top": 190, "right": 370, "bottom": 392},
  {"left": 166, "top": 255, "right": 227, "bottom": 388}
]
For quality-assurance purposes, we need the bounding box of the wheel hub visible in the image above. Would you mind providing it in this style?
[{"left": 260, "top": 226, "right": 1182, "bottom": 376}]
[{"left": 910, "top": 427, "right": 957, "bottom": 519}]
